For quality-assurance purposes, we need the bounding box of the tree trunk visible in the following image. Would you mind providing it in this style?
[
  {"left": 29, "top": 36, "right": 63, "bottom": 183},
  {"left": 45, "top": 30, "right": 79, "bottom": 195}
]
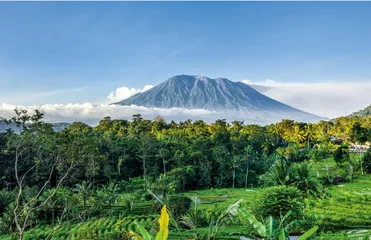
[
  {"left": 232, "top": 168, "right": 236, "bottom": 188},
  {"left": 143, "top": 157, "right": 147, "bottom": 179},
  {"left": 163, "top": 157, "right": 166, "bottom": 174},
  {"left": 245, "top": 160, "right": 249, "bottom": 189},
  {"left": 52, "top": 210, "right": 55, "bottom": 225},
  {"left": 325, "top": 159, "right": 330, "bottom": 182},
  {"left": 83, "top": 197, "right": 86, "bottom": 221},
  {"left": 349, "top": 164, "right": 353, "bottom": 179},
  {"left": 143, "top": 157, "right": 147, "bottom": 189}
]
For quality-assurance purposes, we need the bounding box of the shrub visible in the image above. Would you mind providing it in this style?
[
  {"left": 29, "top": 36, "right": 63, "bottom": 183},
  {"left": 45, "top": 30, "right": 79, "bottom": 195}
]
[
  {"left": 333, "top": 145, "right": 350, "bottom": 165},
  {"left": 167, "top": 195, "right": 192, "bottom": 218},
  {"left": 0, "top": 189, "right": 15, "bottom": 215},
  {"left": 363, "top": 148, "right": 371, "bottom": 173},
  {"left": 311, "top": 144, "right": 332, "bottom": 162},
  {"left": 118, "top": 177, "right": 148, "bottom": 193},
  {"left": 254, "top": 186, "right": 304, "bottom": 220}
]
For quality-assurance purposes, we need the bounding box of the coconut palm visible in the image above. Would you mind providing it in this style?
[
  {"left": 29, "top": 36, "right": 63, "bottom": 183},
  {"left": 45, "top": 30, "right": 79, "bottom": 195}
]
[
  {"left": 232, "top": 155, "right": 242, "bottom": 188},
  {"left": 74, "top": 181, "right": 92, "bottom": 221},
  {"left": 292, "top": 125, "right": 305, "bottom": 145},
  {"left": 39, "top": 189, "right": 58, "bottom": 224},
  {"left": 304, "top": 124, "right": 316, "bottom": 148},
  {"left": 156, "top": 148, "right": 170, "bottom": 174},
  {"left": 291, "top": 162, "right": 321, "bottom": 198},
  {"left": 269, "top": 159, "right": 290, "bottom": 186},
  {"left": 244, "top": 145, "right": 254, "bottom": 188}
]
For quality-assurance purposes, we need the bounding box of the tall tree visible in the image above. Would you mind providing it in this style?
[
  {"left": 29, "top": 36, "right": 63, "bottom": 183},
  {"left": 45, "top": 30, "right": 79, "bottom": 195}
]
[
  {"left": 157, "top": 147, "right": 170, "bottom": 174},
  {"left": 244, "top": 145, "right": 253, "bottom": 188},
  {"left": 74, "top": 181, "right": 92, "bottom": 221},
  {"left": 4, "top": 109, "right": 79, "bottom": 240}
]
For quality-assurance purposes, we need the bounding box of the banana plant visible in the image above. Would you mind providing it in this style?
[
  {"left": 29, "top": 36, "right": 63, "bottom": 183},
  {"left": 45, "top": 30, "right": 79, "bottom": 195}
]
[
  {"left": 126, "top": 205, "right": 169, "bottom": 240},
  {"left": 239, "top": 208, "right": 318, "bottom": 240}
]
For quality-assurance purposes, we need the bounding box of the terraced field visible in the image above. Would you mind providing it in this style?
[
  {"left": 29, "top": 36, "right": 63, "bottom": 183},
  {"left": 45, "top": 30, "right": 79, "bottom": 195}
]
[
  {"left": 2, "top": 174, "right": 371, "bottom": 240},
  {"left": 307, "top": 174, "right": 371, "bottom": 231},
  {"left": 185, "top": 188, "right": 261, "bottom": 209},
  {"left": 19, "top": 215, "right": 157, "bottom": 240}
]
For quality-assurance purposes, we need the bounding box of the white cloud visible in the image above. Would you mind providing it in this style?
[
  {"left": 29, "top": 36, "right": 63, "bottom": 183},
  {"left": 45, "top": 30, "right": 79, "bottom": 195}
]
[
  {"left": 0, "top": 102, "right": 218, "bottom": 126},
  {"left": 107, "top": 85, "right": 154, "bottom": 102},
  {"left": 241, "top": 80, "right": 371, "bottom": 118},
  {"left": 241, "top": 79, "right": 253, "bottom": 84}
]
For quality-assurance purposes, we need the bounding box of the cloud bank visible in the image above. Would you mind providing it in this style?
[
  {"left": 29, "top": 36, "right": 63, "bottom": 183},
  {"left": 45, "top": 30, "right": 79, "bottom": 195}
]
[
  {"left": 107, "top": 85, "right": 154, "bottom": 102},
  {"left": 0, "top": 102, "right": 218, "bottom": 126},
  {"left": 241, "top": 80, "right": 371, "bottom": 118}
]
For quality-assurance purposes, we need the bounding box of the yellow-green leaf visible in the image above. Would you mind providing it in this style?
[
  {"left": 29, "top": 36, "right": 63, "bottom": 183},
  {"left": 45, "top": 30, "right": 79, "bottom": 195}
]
[{"left": 155, "top": 205, "right": 169, "bottom": 240}]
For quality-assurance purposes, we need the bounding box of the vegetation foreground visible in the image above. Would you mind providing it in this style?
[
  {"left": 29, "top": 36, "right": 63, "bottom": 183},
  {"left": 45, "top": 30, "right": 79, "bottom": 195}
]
[{"left": 1, "top": 109, "right": 371, "bottom": 239}]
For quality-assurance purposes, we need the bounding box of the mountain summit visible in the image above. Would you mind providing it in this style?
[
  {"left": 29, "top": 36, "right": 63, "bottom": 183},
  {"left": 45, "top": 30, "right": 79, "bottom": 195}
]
[{"left": 113, "top": 75, "right": 323, "bottom": 123}]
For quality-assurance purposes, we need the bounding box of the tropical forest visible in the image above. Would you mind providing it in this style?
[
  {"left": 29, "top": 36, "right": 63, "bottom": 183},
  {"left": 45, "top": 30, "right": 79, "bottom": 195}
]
[{"left": 0, "top": 109, "right": 371, "bottom": 240}]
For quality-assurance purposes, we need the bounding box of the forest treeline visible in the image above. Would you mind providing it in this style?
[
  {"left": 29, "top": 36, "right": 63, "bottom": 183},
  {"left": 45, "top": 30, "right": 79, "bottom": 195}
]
[{"left": 1, "top": 110, "right": 370, "bottom": 191}]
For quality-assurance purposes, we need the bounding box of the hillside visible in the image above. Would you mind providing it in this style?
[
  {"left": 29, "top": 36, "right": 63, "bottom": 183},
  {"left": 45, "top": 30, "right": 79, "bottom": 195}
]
[{"left": 350, "top": 104, "right": 371, "bottom": 117}]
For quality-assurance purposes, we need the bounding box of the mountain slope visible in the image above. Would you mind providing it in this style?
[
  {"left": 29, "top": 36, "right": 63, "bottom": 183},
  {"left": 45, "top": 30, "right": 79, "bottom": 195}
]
[
  {"left": 0, "top": 120, "right": 10, "bottom": 132},
  {"left": 114, "top": 75, "right": 323, "bottom": 123},
  {"left": 349, "top": 105, "right": 371, "bottom": 117}
]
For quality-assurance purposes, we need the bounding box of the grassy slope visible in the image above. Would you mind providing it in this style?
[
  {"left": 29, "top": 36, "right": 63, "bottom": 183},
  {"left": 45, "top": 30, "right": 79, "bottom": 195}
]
[{"left": 307, "top": 174, "right": 371, "bottom": 229}]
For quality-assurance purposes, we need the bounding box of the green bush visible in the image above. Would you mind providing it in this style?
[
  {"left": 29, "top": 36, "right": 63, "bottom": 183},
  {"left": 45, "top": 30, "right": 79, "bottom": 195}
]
[
  {"left": 118, "top": 178, "right": 148, "bottom": 193},
  {"left": 311, "top": 145, "right": 332, "bottom": 162},
  {"left": 333, "top": 145, "right": 350, "bottom": 165},
  {"left": 254, "top": 186, "right": 304, "bottom": 220},
  {"left": 167, "top": 195, "right": 192, "bottom": 218},
  {"left": 363, "top": 148, "right": 371, "bottom": 173},
  {"left": 0, "top": 189, "right": 15, "bottom": 215}
]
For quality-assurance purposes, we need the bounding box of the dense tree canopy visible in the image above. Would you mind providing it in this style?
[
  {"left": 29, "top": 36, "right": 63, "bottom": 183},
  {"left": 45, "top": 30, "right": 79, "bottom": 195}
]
[{"left": 0, "top": 110, "right": 370, "bottom": 239}]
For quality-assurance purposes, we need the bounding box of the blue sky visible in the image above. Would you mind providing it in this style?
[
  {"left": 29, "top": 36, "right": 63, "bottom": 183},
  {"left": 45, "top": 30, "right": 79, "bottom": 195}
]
[{"left": 0, "top": 2, "right": 371, "bottom": 115}]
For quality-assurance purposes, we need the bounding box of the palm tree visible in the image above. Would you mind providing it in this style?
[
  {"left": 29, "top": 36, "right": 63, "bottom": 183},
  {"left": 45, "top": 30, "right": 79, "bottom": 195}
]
[
  {"left": 292, "top": 162, "right": 321, "bottom": 198},
  {"left": 157, "top": 148, "right": 170, "bottom": 174},
  {"left": 292, "top": 125, "right": 305, "bottom": 145},
  {"left": 244, "top": 145, "right": 253, "bottom": 188},
  {"left": 271, "top": 123, "right": 283, "bottom": 145},
  {"left": 74, "top": 181, "right": 92, "bottom": 221},
  {"left": 304, "top": 124, "right": 316, "bottom": 148},
  {"left": 39, "top": 189, "right": 58, "bottom": 224},
  {"left": 269, "top": 159, "right": 290, "bottom": 186},
  {"left": 231, "top": 156, "right": 242, "bottom": 188}
]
